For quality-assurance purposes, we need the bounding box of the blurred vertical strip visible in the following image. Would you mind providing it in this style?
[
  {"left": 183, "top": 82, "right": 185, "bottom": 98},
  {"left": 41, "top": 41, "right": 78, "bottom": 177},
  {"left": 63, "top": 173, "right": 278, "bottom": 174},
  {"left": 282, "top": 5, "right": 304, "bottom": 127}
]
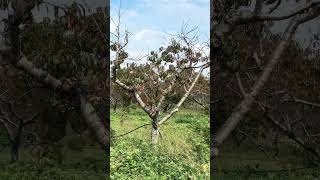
[
  {"left": 105, "top": 0, "right": 110, "bottom": 178},
  {"left": 210, "top": 0, "right": 223, "bottom": 177}
]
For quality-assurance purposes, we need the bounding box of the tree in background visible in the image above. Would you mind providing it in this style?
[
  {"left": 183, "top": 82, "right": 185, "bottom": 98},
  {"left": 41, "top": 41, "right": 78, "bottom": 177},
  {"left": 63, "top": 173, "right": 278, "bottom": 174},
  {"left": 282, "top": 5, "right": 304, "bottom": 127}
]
[
  {"left": 0, "top": 0, "right": 110, "bottom": 163},
  {"left": 211, "top": 0, "right": 320, "bottom": 165},
  {"left": 111, "top": 11, "right": 209, "bottom": 144}
]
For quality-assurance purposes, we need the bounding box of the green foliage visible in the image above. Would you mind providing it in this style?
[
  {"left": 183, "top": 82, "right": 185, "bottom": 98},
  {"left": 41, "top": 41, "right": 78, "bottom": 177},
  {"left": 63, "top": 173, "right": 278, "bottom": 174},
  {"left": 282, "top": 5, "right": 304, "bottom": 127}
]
[
  {"left": 0, "top": 132, "right": 9, "bottom": 144},
  {"left": 67, "top": 136, "right": 86, "bottom": 152},
  {"left": 146, "top": 39, "right": 205, "bottom": 67},
  {"left": 212, "top": 171, "right": 320, "bottom": 180},
  {"left": 116, "top": 64, "right": 150, "bottom": 87},
  {"left": 111, "top": 139, "right": 207, "bottom": 179},
  {"left": 111, "top": 108, "right": 209, "bottom": 179},
  {"left": 112, "top": 34, "right": 209, "bottom": 111},
  {"left": 0, "top": 138, "right": 106, "bottom": 179},
  {"left": 20, "top": 12, "right": 107, "bottom": 81},
  {"left": 215, "top": 140, "right": 320, "bottom": 180},
  {"left": 44, "top": 144, "right": 65, "bottom": 164},
  {"left": 0, "top": 161, "right": 106, "bottom": 180}
]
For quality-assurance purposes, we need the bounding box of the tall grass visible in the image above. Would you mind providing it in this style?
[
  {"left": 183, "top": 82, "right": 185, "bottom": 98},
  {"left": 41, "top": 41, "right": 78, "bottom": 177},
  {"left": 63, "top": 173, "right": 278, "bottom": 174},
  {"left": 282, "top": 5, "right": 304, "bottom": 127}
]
[{"left": 111, "top": 107, "right": 210, "bottom": 179}]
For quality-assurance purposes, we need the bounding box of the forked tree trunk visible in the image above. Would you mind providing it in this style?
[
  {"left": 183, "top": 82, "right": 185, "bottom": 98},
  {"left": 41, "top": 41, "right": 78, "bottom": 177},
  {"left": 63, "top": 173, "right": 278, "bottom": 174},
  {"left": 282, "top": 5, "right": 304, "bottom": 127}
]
[{"left": 151, "top": 118, "right": 159, "bottom": 144}]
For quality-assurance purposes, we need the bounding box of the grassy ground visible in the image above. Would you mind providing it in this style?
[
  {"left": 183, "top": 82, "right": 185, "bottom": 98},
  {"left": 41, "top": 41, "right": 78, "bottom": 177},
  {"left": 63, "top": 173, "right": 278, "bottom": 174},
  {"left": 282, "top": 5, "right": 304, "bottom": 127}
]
[
  {"left": 213, "top": 141, "right": 320, "bottom": 179},
  {"left": 110, "top": 107, "right": 210, "bottom": 179},
  {"left": 0, "top": 139, "right": 107, "bottom": 179}
]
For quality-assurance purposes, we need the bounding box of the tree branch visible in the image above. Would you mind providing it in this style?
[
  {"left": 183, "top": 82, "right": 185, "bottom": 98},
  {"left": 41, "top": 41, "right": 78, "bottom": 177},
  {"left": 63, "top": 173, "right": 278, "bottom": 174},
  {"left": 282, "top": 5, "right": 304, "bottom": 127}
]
[
  {"left": 225, "top": 0, "right": 320, "bottom": 33},
  {"left": 235, "top": 72, "right": 247, "bottom": 97},
  {"left": 112, "top": 123, "right": 151, "bottom": 138},
  {"left": 265, "top": 114, "right": 320, "bottom": 161},
  {"left": 2, "top": 3, "right": 110, "bottom": 150},
  {"left": 156, "top": 76, "right": 176, "bottom": 111},
  {"left": 212, "top": 14, "right": 317, "bottom": 160},
  {"left": 237, "top": 129, "right": 269, "bottom": 157},
  {"left": 158, "top": 65, "right": 208, "bottom": 125},
  {"left": 268, "top": 0, "right": 281, "bottom": 14},
  {"left": 260, "top": 0, "right": 320, "bottom": 21},
  {"left": 282, "top": 97, "right": 320, "bottom": 109},
  {"left": 133, "top": 90, "right": 153, "bottom": 118}
]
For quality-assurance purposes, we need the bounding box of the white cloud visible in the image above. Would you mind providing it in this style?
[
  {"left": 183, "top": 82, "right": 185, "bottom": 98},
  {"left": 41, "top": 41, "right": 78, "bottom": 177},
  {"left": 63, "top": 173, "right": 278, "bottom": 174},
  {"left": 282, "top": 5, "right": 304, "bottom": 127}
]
[
  {"left": 127, "top": 28, "right": 168, "bottom": 53},
  {"left": 124, "top": 9, "right": 139, "bottom": 18},
  {"left": 133, "top": 29, "right": 164, "bottom": 42}
]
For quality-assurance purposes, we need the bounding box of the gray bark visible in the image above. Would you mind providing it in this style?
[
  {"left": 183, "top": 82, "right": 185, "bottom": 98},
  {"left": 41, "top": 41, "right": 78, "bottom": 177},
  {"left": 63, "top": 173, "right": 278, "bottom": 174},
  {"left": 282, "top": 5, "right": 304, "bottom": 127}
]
[
  {"left": 151, "top": 119, "right": 159, "bottom": 144},
  {"left": 212, "top": 10, "right": 320, "bottom": 160}
]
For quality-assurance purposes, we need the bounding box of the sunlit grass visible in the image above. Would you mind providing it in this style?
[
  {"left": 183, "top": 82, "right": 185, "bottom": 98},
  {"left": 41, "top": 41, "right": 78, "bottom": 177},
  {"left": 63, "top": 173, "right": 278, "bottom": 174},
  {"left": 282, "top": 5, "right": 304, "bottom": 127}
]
[{"left": 111, "top": 107, "right": 209, "bottom": 179}]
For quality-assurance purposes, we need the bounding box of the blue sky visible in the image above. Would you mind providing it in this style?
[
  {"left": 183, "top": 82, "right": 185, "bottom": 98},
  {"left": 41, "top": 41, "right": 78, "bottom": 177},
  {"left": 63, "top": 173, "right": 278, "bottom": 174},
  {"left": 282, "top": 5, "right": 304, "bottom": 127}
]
[{"left": 110, "top": 0, "right": 209, "bottom": 59}]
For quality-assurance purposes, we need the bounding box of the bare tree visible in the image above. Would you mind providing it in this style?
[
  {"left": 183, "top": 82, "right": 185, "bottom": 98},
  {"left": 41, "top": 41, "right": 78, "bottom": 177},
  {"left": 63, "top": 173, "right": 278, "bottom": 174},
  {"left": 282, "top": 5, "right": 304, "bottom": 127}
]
[
  {"left": 111, "top": 8, "right": 209, "bottom": 144},
  {"left": 211, "top": 0, "right": 320, "bottom": 160}
]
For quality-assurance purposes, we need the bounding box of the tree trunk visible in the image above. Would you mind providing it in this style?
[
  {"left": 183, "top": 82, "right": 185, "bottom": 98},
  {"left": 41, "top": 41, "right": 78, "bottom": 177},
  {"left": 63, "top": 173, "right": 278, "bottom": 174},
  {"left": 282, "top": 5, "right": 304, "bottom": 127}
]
[
  {"left": 2, "top": 120, "right": 22, "bottom": 163},
  {"left": 11, "top": 123, "right": 23, "bottom": 163},
  {"left": 113, "top": 99, "right": 117, "bottom": 111},
  {"left": 151, "top": 119, "right": 159, "bottom": 144},
  {"left": 10, "top": 142, "right": 19, "bottom": 163}
]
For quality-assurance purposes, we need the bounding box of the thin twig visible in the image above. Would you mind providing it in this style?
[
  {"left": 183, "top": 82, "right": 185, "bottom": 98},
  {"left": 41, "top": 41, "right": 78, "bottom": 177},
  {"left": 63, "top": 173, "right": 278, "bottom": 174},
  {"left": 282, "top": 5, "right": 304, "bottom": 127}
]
[{"left": 282, "top": 97, "right": 320, "bottom": 109}]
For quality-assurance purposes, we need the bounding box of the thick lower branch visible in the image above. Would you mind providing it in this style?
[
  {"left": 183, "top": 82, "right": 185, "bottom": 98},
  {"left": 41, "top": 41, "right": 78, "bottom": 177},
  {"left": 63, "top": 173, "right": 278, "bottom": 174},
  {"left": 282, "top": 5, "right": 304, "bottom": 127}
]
[
  {"left": 114, "top": 77, "right": 153, "bottom": 118},
  {"left": 80, "top": 95, "right": 109, "bottom": 149},
  {"left": 4, "top": 53, "right": 109, "bottom": 150},
  {"left": 133, "top": 91, "right": 154, "bottom": 118},
  {"left": 212, "top": 18, "right": 299, "bottom": 159},
  {"left": 158, "top": 66, "right": 206, "bottom": 125}
]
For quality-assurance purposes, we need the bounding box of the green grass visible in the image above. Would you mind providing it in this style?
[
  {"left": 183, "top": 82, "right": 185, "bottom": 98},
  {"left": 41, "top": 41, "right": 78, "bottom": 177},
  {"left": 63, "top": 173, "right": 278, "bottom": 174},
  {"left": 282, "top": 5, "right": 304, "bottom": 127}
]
[
  {"left": 0, "top": 139, "right": 107, "bottom": 179},
  {"left": 110, "top": 107, "right": 210, "bottom": 179},
  {"left": 0, "top": 161, "right": 107, "bottom": 180},
  {"left": 212, "top": 141, "right": 320, "bottom": 179}
]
